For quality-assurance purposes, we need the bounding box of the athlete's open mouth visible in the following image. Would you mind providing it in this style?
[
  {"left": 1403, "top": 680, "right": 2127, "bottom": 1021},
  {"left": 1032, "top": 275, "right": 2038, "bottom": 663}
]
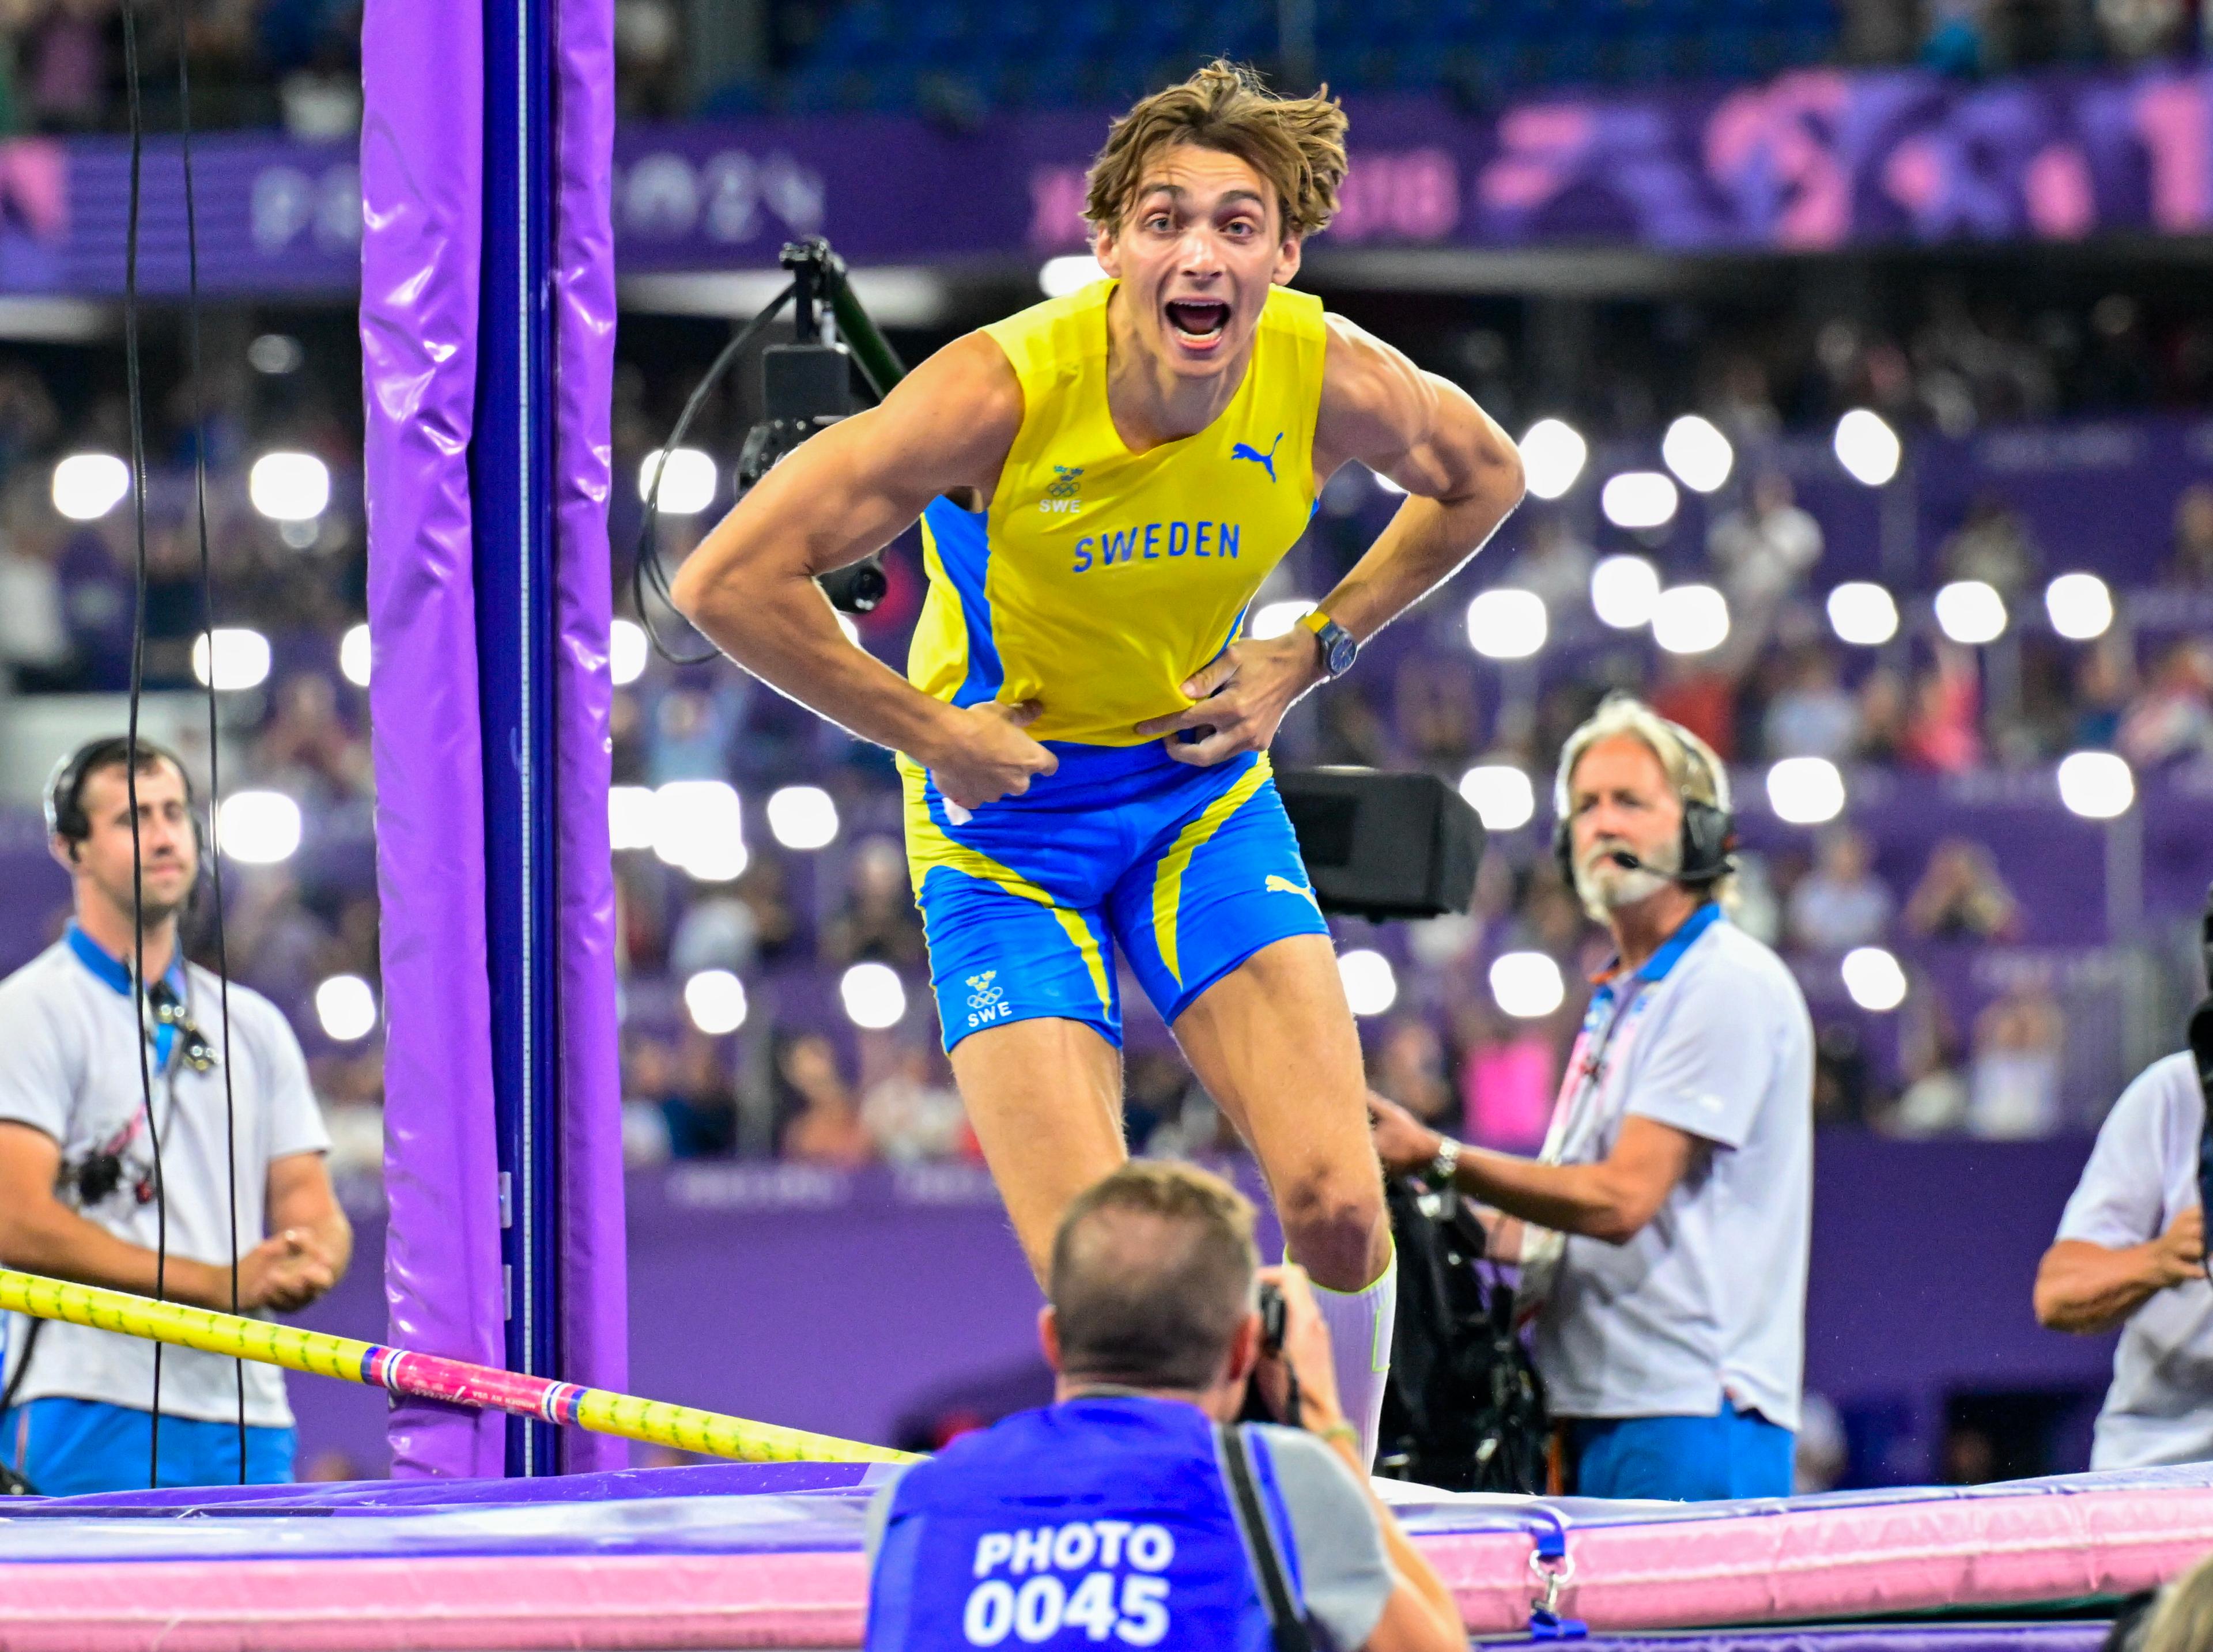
[{"left": 1164, "top": 300, "right": 1230, "bottom": 347}]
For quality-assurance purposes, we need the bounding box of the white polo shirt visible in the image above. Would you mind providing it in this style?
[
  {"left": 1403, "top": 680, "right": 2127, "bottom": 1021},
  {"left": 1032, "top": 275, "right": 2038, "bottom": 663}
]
[
  {"left": 0, "top": 931, "right": 329, "bottom": 1427},
  {"left": 1531, "top": 906, "right": 1815, "bottom": 1431},
  {"left": 2055, "top": 1052, "right": 2213, "bottom": 1469}
]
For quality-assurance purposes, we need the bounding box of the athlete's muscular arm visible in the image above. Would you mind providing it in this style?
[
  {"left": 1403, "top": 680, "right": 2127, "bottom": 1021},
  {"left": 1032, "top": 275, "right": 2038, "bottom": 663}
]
[
  {"left": 1136, "top": 312, "right": 1524, "bottom": 765},
  {"left": 669, "top": 334, "right": 1057, "bottom": 811}
]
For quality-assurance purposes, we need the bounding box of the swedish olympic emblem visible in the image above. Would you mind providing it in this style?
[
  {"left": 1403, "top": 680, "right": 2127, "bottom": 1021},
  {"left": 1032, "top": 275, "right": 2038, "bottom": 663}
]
[{"left": 966, "top": 971, "right": 1004, "bottom": 1011}]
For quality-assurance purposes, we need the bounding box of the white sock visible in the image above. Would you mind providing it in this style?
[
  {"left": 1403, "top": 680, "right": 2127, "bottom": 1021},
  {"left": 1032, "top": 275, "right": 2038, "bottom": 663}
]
[{"left": 1309, "top": 1249, "right": 1397, "bottom": 1472}]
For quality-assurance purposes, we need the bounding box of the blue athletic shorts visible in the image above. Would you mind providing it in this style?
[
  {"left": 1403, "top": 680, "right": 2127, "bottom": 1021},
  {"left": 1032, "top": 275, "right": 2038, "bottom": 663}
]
[
  {"left": 1, "top": 1396, "right": 296, "bottom": 1497},
  {"left": 1564, "top": 1402, "right": 1794, "bottom": 1502},
  {"left": 902, "top": 743, "right": 1330, "bottom": 1052}
]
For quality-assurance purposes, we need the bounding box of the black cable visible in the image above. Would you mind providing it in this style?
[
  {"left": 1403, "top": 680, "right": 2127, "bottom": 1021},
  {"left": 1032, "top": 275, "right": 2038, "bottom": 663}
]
[
  {"left": 168, "top": 0, "right": 247, "bottom": 1482},
  {"left": 630, "top": 284, "right": 794, "bottom": 664},
  {"left": 116, "top": 0, "right": 169, "bottom": 1491}
]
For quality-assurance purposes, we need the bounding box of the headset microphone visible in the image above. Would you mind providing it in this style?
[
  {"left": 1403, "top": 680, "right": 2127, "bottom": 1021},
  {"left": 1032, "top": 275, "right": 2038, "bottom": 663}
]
[{"left": 1606, "top": 849, "right": 1645, "bottom": 871}]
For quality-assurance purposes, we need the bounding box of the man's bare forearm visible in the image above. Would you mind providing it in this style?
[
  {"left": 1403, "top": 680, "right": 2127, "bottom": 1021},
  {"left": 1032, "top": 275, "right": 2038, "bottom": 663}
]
[
  {"left": 2035, "top": 1240, "right": 2179, "bottom": 1335},
  {"left": 0, "top": 1205, "right": 225, "bottom": 1308},
  {"left": 676, "top": 557, "right": 961, "bottom": 763},
  {"left": 1317, "top": 481, "right": 1520, "bottom": 645},
  {"left": 1452, "top": 1151, "right": 1641, "bottom": 1246}
]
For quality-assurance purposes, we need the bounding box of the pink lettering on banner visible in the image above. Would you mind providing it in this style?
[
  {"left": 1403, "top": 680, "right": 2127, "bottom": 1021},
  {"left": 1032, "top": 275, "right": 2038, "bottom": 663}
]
[
  {"left": 1027, "top": 165, "right": 1091, "bottom": 250},
  {"left": 1882, "top": 137, "right": 1944, "bottom": 220},
  {"left": 1704, "top": 70, "right": 1851, "bottom": 249},
  {"left": 0, "top": 140, "right": 65, "bottom": 240},
  {"left": 1477, "top": 103, "right": 1595, "bottom": 216},
  {"left": 2133, "top": 75, "right": 2211, "bottom": 232},
  {"left": 2025, "top": 142, "right": 2095, "bottom": 239},
  {"left": 1335, "top": 148, "right": 1460, "bottom": 241}
]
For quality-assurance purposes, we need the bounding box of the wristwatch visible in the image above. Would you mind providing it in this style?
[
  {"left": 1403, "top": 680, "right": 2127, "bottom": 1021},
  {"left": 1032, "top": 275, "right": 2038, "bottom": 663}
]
[
  {"left": 1298, "top": 608, "right": 1359, "bottom": 680},
  {"left": 1425, "top": 1135, "right": 1463, "bottom": 1192}
]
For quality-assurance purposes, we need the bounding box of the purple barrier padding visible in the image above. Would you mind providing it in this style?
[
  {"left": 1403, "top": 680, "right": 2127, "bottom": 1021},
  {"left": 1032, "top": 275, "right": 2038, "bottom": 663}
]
[
  {"left": 359, "top": 0, "right": 507, "bottom": 1477},
  {"left": 550, "top": 0, "right": 630, "bottom": 1475}
]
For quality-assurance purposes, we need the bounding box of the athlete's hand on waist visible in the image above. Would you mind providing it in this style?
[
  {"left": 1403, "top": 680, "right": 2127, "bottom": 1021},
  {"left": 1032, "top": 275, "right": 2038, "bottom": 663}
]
[
  {"left": 1132, "top": 634, "right": 1326, "bottom": 765},
  {"left": 927, "top": 700, "right": 1058, "bottom": 812}
]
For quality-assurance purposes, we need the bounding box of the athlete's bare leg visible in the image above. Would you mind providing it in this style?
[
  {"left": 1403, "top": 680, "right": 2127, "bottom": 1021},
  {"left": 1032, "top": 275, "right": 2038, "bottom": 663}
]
[
  {"left": 951, "top": 1016, "right": 1127, "bottom": 1283},
  {"left": 1172, "top": 934, "right": 1388, "bottom": 1288},
  {"left": 1174, "top": 933, "right": 1396, "bottom": 1463}
]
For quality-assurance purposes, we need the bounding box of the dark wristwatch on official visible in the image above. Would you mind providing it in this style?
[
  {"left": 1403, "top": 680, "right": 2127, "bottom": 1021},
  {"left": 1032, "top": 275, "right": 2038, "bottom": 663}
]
[
  {"left": 1423, "top": 1135, "right": 1462, "bottom": 1192},
  {"left": 1299, "top": 608, "right": 1359, "bottom": 680}
]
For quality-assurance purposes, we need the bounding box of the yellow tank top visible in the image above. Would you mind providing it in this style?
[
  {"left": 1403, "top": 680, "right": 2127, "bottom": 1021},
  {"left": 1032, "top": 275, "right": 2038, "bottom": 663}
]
[{"left": 906, "top": 280, "right": 1328, "bottom": 747}]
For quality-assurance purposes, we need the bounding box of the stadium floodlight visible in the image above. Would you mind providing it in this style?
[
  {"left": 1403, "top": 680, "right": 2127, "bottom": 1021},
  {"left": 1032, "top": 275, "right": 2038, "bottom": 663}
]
[
  {"left": 1038, "top": 254, "right": 1106, "bottom": 297},
  {"left": 766, "top": 784, "right": 839, "bottom": 850},
  {"left": 1933, "top": 580, "right": 2007, "bottom": 645},
  {"left": 1458, "top": 765, "right": 1536, "bottom": 832},
  {"left": 1600, "top": 470, "right": 1679, "bottom": 531},
  {"left": 1826, "top": 582, "right": 1899, "bottom": 647},
  {"left": 1490, "top": 950, "right": 1566, "bottom": 1019},
  {"left": 2044, "top": 572, "right": 2114, "bottom": 641},
  {"left": 314, "top": 974, "right": 378, "bottom": 1041},
  {"left": 1338, "top": 948, "right": 1398, "bottom": 1016},
  {"left": 1464, "top": 587, "right": 1547, "bottom": 659},
  {"left": 1841, "top": 946, "right": 1908, "bottom": 1012},
  {"left": 1590, "top": 554, "right": 1660, "bottom": 630},
  {"left": 339, "top": 622, "right": 371, "bottom": 686},
  {"left": 841, "top": 961, "right": 907, "bottom": 1029},
  {"left": 2056, "top": 750, "right": 2135, "bottom": 819},
  {"left": 250, "top": 451, "right": 331, "bottom": 521},
  {"left": 1661, "top": 415, "right": 1734, "bottom": 494},
  {"left": 652, "top": 779, "right": 746, "bottom": 882},
  {"left": 191, "top": 627, "right": 272, "bottom": 692},
  {"left": 51, "top": 453, "right": 129, "bottom": 521},
  {"left": 607, "top": 785, "right": 656, "bottom": 851},
  {"left": 1833, "top": 409, "right": 1901, "bottom": 486},
  {"left": 217, "top": 791, "right": 303, "bottom": 865},
  {"left": 610, "top": 618, "right": 648, "bottom": 686},
  {"left": 639, "top": 448, "right": 717, "bottom": 516},
  {"left": 1518, "top": 418, "right": 1588, "bottom": 501},
  {"left": 684, "top": 969, "right": 749, "bottom": 1035},
  {"left": 1652, "top": 584, "right": 1730, "bottom": 654},
  {"left": 1766, "top": 757, "right": 1846, "bottom": 825},
  {"left": 1249, "top": 599, "right": 1316, "bottom": 640}
]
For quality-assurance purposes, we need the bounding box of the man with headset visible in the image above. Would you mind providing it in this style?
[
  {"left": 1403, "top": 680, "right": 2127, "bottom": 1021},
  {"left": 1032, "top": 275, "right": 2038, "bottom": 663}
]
[
  {"left": 0, "top": 737, "right": 348, "bottom": 1494},
  {"left": 1369, "top": 696, "right": 1814, "bottom": 1500}
]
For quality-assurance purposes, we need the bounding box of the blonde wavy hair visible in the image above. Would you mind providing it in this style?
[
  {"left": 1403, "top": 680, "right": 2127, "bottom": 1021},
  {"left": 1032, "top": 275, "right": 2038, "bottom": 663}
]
[{"left": 1083, "top": 61, "right": 1348, "bottom": 241}]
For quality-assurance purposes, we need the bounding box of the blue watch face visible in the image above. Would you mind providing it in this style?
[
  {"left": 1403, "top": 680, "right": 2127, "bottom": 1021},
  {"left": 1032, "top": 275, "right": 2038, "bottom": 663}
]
[{"left": 1323, "top": 626, "right": 1358, "bottom": 676}]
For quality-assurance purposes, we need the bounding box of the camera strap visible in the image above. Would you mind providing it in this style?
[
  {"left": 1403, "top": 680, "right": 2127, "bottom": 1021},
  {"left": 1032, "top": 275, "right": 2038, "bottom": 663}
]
[{"left": 1218, "top": 1424, "right": 1315, "bottom": 1652}]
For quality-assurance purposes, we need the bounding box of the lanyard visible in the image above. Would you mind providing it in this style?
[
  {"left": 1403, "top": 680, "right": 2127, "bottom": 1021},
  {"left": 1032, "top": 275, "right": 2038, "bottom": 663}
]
[
  {"left": 1544, "top": 903, "right": 1725, "bottom": 1165},
  {"left": 64, "top": 924, "right": 193, "bottom": 1169},
  {"left": 66, "top": 924, "right": 188, "bottom": 1071}
]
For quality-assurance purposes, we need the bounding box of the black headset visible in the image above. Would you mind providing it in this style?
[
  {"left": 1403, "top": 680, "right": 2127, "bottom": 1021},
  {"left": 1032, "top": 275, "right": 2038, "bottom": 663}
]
[
  {"left": 1550, "top": 712, "right": 1739, "bottom": 891},
  {"left": 44, "top": 735, "right": 205, "bottom": 862}
]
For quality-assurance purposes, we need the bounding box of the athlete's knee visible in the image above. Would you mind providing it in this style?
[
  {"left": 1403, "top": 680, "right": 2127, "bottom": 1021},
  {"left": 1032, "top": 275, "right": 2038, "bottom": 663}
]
[{"left": 1275, "top": 1159, "right": 1387, "bottom": 1291}]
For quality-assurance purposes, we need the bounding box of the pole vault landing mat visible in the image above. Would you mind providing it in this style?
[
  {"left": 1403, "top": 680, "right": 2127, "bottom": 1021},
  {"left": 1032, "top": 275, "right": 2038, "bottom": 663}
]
[{"left": 1, "top": 1461, "right": 2206, "bottom": 1649}]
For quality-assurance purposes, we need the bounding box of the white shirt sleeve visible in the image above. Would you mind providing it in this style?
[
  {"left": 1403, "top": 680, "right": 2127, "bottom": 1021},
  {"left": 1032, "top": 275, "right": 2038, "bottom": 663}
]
[
  {"left": 1621, "top": 970, "right": 1780, "bottom": 1151},
  {"left": 0, "top": 974, "right": 76, "bottom": 1147},
  {"left": 254, "top": 1001, "right": 331, "bottom": 1160},
  {"left": 2055, "top": 1060, "right": 2178, "bottom": 1250}
]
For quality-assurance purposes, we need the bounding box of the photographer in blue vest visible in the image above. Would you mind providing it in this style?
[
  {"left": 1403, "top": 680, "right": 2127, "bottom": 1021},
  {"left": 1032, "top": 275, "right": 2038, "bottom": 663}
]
[{"left": 864, "top": 1160, "right": 1462, "bottom": 1651}]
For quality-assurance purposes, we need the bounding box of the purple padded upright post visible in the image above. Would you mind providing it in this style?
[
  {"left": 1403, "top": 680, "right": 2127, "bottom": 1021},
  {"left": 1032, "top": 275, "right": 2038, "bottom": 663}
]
[
  {"left": 550, "top": 0, "right": 630, "bottom": 1472},
  {"left": 358, "top": 0, "right": 507, "bottom": 1477}
]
